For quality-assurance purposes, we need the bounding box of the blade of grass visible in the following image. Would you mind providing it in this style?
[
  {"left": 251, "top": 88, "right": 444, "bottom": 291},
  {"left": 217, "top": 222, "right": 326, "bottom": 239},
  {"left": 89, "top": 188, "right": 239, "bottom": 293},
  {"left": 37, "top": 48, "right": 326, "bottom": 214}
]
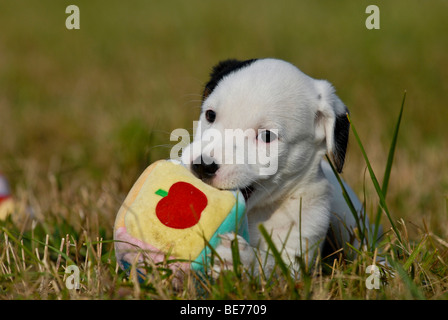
[
  {"left": 325, "top": 155, "right": 367, "bottom": 248},
  {"left": 373, "top": 92, "right": 406, "bottom": 244},
  {"left": 345, "top": 242, "right": 363, "bottom": 256},
  {"left": 258, "top": 224, "right": 299, "bottom": 298},
  {"left": 389, "top": 259, "right": 425, "bottom": 300},
  {"left": 230, "top": 236, "right": 242, "bottom": 278},
  {"left": 28, "top": 234, "right": 75, "bottom": 265},
  {"left": 347, "top": 114, "right": 403, "bottom": 245},
  {"left": 403, "top": 234, "right": 427, "bottom": 271},
  {"left": 1, "top": 227, "right": 44, "bottom": 266}
]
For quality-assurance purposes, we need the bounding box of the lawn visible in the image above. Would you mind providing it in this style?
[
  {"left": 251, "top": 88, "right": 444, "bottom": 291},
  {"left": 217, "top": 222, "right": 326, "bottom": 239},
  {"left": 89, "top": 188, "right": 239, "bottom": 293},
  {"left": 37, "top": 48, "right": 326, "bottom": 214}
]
[{"left": 0, "top": 0, "right": 447, "bottom": 300}]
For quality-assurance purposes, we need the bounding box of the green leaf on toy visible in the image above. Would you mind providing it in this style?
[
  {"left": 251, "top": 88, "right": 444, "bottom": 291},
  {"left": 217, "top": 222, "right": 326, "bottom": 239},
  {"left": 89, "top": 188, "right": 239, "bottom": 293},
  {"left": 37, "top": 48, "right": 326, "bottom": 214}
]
[{"left": 155, "top": 189, "right": 168, "bottom": 197}]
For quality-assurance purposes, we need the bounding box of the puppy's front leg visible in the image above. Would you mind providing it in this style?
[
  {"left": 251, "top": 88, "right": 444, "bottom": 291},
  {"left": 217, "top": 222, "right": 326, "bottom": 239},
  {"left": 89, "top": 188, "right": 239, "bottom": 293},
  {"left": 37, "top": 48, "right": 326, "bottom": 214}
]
[
  {"left": 212, "top": 233, "right": 255, "bottom": 275},
  {"left": 212, "top": 232, "right": 276, "bottom": 278}
]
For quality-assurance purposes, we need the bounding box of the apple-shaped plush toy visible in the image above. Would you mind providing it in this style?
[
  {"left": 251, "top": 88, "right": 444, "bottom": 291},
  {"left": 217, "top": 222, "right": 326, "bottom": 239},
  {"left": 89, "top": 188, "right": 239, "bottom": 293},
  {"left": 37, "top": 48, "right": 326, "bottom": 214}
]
[
  {"left": 0, "top": 173, "right": 14, "bottom": 220},
  {"left": 114, "top": 160, "right": 248, "bottom": 282}
]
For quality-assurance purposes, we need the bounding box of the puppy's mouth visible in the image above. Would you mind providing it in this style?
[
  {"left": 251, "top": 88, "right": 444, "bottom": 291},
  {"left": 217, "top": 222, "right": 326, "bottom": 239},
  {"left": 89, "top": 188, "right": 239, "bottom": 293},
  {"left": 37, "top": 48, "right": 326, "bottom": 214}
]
[{"left": 240, "top": 185, "right": 255, "bottom": 202}]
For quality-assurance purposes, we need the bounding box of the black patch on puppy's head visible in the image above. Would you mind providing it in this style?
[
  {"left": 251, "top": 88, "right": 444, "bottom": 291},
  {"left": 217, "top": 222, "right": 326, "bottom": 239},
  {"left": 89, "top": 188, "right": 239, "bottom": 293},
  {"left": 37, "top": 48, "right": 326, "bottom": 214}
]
[{"left": 202, "top": 59, "right": 257, "bottom": 100}]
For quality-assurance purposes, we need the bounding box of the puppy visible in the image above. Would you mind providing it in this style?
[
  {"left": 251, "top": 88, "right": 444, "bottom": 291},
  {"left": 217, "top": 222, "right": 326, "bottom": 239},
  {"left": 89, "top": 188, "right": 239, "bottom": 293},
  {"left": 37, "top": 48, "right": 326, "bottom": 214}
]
[{"left": 181, "top": 58, "right": 373, "bottom": 276}]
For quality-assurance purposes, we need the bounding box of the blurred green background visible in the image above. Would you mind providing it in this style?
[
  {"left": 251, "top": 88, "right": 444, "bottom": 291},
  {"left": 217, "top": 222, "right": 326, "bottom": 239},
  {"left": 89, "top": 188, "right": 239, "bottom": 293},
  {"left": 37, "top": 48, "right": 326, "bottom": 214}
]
[{"left": 0, "top": 1, "right": 447, "bottom": 236}]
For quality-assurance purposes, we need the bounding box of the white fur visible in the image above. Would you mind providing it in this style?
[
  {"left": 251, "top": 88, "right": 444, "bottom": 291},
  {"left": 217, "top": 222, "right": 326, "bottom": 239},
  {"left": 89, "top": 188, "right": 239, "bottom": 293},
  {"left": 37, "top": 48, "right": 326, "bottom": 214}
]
[{"left": 182, "top": 58, "right": 372, "bottom": 276}]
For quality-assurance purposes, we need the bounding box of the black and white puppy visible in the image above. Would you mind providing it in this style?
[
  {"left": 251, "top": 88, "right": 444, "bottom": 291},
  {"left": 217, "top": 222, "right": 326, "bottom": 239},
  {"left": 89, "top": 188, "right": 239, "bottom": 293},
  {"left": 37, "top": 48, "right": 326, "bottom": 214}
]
[{"left": 182, "top": 58, "right": 372, "bottom": 275}]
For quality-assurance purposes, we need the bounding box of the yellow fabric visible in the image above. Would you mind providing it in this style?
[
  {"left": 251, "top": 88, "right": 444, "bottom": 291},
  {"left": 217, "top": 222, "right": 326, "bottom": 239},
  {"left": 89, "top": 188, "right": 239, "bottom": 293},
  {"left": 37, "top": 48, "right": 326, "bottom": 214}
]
[
  {"left": 114, "top": 161, "right": 158, "bottom": 230},
  {"left": 119, "top": 160, "right": 236, "bottom": 260},
  {"left": 0, "top": 198, "right": 14, "bottom": 220}
]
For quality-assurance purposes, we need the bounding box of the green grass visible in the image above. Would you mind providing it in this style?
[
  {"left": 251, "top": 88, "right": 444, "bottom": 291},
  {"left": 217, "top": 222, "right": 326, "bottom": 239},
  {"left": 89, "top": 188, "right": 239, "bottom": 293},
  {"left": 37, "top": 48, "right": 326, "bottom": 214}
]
[{"left": 1, "top": 0, "right": 448, "bottom": 299}]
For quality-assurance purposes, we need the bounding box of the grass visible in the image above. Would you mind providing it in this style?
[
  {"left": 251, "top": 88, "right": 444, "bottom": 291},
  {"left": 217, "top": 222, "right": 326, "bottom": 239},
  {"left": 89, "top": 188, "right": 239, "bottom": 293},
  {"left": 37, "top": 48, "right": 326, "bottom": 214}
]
[{"left": 1, "top": 0, "right": 448, "bottom": 300}]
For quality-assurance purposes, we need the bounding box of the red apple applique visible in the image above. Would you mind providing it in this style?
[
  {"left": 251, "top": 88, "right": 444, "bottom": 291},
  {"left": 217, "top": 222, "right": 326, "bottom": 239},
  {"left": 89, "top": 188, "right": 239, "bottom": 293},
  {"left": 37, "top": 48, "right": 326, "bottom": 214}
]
[{"left": 155, "top": 182, "right": 208, "bottom": 229}]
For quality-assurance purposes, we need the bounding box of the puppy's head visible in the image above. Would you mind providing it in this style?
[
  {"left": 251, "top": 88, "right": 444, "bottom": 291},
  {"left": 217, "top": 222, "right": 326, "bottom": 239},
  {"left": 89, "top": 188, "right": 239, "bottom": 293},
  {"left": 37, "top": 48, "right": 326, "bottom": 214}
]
[{"left": 182, "top": 58, "right": 350, "bottom": 208}]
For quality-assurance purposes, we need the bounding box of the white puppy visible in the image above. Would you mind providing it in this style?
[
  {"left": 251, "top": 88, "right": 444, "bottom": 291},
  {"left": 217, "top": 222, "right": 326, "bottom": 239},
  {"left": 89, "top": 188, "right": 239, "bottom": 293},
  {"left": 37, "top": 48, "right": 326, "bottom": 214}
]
[{"left": 182, "top": 58, "right": 373, "bottom": 276}]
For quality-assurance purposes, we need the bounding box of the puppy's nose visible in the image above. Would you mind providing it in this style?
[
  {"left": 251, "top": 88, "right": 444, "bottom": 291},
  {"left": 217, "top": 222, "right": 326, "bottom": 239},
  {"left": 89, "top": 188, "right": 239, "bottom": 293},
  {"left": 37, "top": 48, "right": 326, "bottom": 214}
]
[{"left": 192, "top": 155, "right": 219, "bottom": 179}]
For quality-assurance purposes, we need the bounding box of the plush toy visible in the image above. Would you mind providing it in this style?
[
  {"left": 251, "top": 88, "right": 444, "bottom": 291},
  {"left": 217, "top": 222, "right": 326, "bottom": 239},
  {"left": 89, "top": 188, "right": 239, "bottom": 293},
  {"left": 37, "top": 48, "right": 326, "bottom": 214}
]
[
  {"left": 114, "top": 160, "right": 248, "bottom": 281},
  {"left": 0, "top": 173, "right": 14, "bottom": 220}
]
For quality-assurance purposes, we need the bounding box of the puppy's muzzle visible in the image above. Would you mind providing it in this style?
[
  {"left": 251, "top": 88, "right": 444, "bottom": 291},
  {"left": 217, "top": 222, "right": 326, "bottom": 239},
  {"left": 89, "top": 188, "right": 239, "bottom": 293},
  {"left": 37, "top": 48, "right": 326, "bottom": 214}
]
[{"left": 192, "top": 155, "right": 219, "bottom": 180}]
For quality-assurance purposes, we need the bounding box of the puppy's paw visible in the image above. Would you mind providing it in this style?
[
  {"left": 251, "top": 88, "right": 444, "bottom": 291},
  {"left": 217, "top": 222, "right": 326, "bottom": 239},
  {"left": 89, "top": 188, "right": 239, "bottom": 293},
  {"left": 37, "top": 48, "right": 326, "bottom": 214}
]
[{"left": 211, "top": 233, "right": 255, "bottom": 276}]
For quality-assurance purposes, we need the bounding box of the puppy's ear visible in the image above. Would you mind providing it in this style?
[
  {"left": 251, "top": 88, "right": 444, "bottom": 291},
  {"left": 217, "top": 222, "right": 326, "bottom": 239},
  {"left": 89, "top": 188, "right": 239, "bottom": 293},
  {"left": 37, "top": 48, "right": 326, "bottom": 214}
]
[
  {"left": 203, "top": 59, "right": 257, "bottom": 100},
  {"left": 314, "top": 80, "right": 350, "bottom": 173}
]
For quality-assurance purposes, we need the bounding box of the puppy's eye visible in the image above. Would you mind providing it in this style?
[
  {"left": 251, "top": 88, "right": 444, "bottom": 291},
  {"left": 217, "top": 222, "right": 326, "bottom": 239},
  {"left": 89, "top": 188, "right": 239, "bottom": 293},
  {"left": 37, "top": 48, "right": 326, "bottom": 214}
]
[
  {"left": 257, "top": 130, "right": 277, "bottom": 143},
  {"left": 205, "top": 110, "right": 216, "bottom": 123}
]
